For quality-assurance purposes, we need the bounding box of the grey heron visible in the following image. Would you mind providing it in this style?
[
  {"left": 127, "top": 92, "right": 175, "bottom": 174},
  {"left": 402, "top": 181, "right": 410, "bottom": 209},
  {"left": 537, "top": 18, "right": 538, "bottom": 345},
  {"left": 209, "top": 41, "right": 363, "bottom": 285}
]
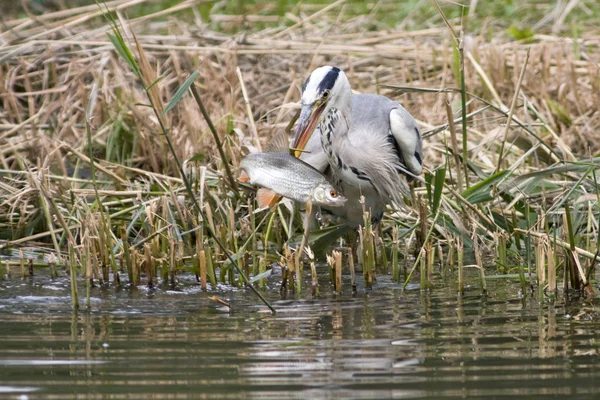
[{"left": 292, "top": 66, "right": 423, "bottom": 228}]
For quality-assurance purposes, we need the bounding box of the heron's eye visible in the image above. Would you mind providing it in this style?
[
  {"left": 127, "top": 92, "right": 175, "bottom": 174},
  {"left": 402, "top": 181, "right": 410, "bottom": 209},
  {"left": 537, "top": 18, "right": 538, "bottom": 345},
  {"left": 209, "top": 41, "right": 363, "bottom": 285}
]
[
  {"left": 322, "top": 90, "right": 330, "bottom": 99},
  {"left": 329, "top": 190, "right": 337, "bottom": 198}
]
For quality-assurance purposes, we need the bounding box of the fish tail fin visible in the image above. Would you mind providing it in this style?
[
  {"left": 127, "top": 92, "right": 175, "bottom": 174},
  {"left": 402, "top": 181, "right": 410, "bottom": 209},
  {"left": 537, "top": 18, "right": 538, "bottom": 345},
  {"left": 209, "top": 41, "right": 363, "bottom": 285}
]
[{"left": 256, "top": 188, "right": 281, "bottom": 208}]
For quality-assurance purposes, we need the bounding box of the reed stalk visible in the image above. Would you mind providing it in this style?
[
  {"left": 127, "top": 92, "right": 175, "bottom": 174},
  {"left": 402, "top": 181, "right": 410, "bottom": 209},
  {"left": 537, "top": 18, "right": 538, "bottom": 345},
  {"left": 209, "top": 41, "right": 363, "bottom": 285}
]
[
  {"left": 437, "top": 243, "right": 444, "bottom": 274},
  {"left": 347, "top": 247, "right": 356, "bottom": 293},
  {"left": 306, "top": 247, "right": 319, "bottom": 297},
  {"left": 420, "top": 249, "right": 427, "bottom": 291},
  {"left": 497, "top": 232, "right": 507, "bottom": 274},
  {"left": 391, "top": 227, "right": 400, "bottom": 282},
  {"left": 131, "top": 247, "right": 139, "bottom": 286},
  {"left": 525, "top": 204, "right": 532, "bottom": 283},
  {"left": 258, "top": 256, "right": 266, "bottom": 290},
  {"left": 249, "top": 200, "right": 257, "bottom": 275},
  {"left": 447, "top": 237, "right": 455, "bottom": 270},
  {"left": 105, "top": 211, "right": 120, "bottom": 285},
  {"left": 4, "top": 257, "right": 9, "bottom": 278},
  {"left": 169, "top": 239, "right": 176, "bottom": 287},
  {"left": 85, "top": 242, "right": 92, "bottom": 308},
  {"left": 473, "top": 235, "right": 486, "bottom": 294},
  {"left": 199, "top": 250, "right": 207, "bottom": 291},
  {"left": 427, "top": 243, "right": 435, "bottom": 289},
  {"left": 144, "top": 243, "right": 153, "bottom": 288},
  {"left": 280, "top": 259, "right": 288, "bottom": 294},
  {"left": 445, "top": 97, "right": 463, "bottom": 192},
  {"left": 121, "top": 225, "right": 133, "bottom": 284},
  {"left": 535, "top": 237, "right": 545, "bottom": 301},
  {"left": 91, "top": 250, "right": 100, "bottom": 285},
  {"left": 19, "top": 250, "right": 25, "bottom": 279},
  {"left": 68, "top": 246, "right": 79, "bottom": 309},
  {"left": 547, "top": 240, "right": 556, "bottom": 297},
  {"left": 243, "top": 251, "right": 250, "bottom": 288},
  {"left": 403, "top": 240, "right": 409, "bottom": 279},
  {"left": 48, "top": 253, "right": 57, "bottom": 279},
  {"left": 283, "top": 243, "right": 295, "bottom": 293},
  {"left": 326, "top": 253, "right": 335, "bottom": 285},
  {"left": 334, "top": 250, "right": 342, "bottom": 293},
  {"left": 292, "top": 250, "right": 300, "bottom": 295},
  {"left": 457, "top": 239, "right": 464, "bottom": 295},
  {"left": 205, "top": 247, "right": 217, "bottom": 287}
]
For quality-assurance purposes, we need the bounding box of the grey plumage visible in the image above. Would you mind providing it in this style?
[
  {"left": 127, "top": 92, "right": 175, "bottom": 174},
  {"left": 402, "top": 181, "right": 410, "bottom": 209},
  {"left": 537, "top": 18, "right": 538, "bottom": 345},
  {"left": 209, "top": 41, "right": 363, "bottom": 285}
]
[{"left": 294, "top": 67, "right": 423, "bottom": 228}]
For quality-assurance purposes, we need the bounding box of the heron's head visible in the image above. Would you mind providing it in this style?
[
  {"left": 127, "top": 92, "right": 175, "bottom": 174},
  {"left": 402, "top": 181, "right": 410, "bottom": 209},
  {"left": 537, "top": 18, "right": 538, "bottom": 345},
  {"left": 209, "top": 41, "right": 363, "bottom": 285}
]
[{"left": 292, "top": 66, "right": 351, "bottom": 152}]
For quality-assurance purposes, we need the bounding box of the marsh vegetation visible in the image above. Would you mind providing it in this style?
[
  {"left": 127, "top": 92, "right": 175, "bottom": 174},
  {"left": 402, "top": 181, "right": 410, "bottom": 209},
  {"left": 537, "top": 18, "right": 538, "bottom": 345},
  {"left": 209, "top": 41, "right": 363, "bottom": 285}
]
[{"left": 1, "top": 0, "right": 600, "bottom": 312}]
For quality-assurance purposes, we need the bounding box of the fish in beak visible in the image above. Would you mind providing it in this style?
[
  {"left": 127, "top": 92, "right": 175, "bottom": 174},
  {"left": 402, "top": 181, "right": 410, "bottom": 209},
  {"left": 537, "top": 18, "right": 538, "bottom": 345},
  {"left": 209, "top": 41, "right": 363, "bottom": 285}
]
[{"left": 292, "top": 102, "right": 326, "bottom": 158}]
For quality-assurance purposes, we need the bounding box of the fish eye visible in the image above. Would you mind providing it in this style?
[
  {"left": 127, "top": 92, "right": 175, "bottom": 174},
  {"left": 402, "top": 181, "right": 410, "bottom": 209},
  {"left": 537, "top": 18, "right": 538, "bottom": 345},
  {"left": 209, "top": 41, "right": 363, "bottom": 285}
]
[{"left": 329, "top": 190, "right": 337, "bottom": 198}]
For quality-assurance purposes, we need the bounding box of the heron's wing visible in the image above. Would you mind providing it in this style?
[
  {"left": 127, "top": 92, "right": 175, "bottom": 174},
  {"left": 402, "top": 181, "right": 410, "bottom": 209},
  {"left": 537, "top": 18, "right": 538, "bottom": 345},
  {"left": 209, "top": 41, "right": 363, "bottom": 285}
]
[
  {"left": 389, "top": 106, "right": 423, "bottom": 177},
  {"left": 350, "top": 94, "right": 422, "bottom": 178}
]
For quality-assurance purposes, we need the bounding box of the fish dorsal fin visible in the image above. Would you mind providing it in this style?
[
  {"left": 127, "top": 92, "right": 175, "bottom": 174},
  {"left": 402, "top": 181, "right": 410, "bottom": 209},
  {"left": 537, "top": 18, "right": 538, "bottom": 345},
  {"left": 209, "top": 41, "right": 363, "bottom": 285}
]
[
  {"left": 264, "top": 130, "right": 290, "bottom": 153},
  {"left": 256, "top": 188, "right": 280, "bottom": 208}
]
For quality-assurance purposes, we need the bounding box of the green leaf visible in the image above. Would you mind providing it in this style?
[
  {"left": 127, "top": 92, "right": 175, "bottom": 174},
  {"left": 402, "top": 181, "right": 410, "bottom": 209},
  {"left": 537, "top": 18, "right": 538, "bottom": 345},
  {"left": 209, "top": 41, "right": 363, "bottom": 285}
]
[
  {"left": 515, "top": 159, "right": 600, "bottom": 181},
  {"left": 507, "top": 25, "right": 535, "bottom": 41},
  {"left": 162, "top": 70, "right": 199, "bottom": 116},
  {"left": 432, "top": 167, "right": 446, "bottom": 215},
  {"left": 188, "top": 153, "right": 206, "bottom": 163},
  {"left": 249, "top": 269, "right": 273, "bottom": 284},
  {"left": 485, "top": 274, "right": 522, "bottom": 280},
  {"left": 292, "top": 224, "right": 351, "bottom": 256},
  {"left": 462, "top": 170, "right": 510, "bottom": 204},
  {"left": 107, "top": 32, "right": 140, "bottom": 76},
  {"left": 146, "top": 76, "right": 164, "bottom": 90},
  {"left": 546, "top": 99, "right": 572, "bottom": 126}
]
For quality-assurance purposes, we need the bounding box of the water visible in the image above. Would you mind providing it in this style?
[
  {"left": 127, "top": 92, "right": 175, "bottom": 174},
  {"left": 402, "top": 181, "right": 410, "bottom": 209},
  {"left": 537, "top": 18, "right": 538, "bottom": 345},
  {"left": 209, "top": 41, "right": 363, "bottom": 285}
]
[{"left": 1, "top": 269, "right": 599, "bottom": 400}]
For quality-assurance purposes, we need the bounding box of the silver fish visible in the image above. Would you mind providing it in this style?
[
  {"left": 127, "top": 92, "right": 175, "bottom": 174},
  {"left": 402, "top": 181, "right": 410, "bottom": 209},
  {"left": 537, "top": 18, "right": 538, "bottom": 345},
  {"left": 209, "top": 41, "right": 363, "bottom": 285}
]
[{"left": 239, "top": 132, "right": 347, "bottom": 208}]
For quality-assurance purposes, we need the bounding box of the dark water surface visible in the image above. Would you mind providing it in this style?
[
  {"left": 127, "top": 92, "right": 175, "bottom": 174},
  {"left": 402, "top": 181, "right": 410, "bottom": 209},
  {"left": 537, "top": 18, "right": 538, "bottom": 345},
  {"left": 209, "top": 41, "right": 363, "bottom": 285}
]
[{"left": 1, "top": 268, "right": 599, "bottom": 400}]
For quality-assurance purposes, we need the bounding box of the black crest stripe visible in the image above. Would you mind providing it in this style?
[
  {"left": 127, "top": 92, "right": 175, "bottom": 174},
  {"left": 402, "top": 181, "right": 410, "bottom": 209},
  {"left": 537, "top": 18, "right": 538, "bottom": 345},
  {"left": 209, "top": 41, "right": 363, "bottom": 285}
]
[
  {"left": 302, "top": 75, "right": 311, "bottom": 93},
  {"left": 317, "top": 67, "right": 340, "bottom": 93}
]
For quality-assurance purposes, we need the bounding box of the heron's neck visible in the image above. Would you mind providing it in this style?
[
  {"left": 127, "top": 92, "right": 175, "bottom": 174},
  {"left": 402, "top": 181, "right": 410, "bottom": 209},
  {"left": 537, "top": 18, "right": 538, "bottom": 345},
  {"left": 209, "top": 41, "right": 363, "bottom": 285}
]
[
  {"left": 320, "top": 107, "right": 351, "bottom": 170},
  {"left": 320, "top": 106, "right": 350, "bottom": 142}
]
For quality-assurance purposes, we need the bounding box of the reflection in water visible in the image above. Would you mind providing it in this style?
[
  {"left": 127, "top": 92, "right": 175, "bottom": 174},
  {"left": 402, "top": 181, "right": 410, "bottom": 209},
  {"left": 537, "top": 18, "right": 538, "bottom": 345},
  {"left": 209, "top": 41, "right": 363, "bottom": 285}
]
[{"left": 0, "top": 271, "right": 599, "bottom": 399}]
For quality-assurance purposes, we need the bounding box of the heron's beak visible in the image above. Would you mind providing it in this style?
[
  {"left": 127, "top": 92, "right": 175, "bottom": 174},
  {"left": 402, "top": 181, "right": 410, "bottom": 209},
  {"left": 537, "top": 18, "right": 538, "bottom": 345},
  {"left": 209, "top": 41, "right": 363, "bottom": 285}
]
[{"left": 292, "top": 102, "right": 326, "bottom": 158}]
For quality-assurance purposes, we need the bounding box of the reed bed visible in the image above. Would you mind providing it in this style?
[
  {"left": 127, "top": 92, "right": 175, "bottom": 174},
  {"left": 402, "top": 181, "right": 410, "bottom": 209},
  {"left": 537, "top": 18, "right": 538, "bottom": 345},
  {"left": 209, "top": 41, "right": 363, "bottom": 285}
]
[{"left": 1, "top": 0, "right": 600, "bottom": 310}]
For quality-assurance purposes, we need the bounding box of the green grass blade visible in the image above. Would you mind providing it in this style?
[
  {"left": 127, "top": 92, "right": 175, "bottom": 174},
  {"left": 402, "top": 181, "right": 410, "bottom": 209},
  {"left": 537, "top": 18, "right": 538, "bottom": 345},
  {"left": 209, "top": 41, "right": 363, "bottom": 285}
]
[
  {"left": 249, "top": 269, "right": 272, "bottom": 284},
  {"left": 146, "top": 76, "right": 164, "bottom": 91},
  {"left": 515, "top": 159, "right": 600, "bottom": 181},
  {"left": 462, "top": 170, "right": 510, "bottom": 204},
  {"left": 432, "top": 167, "right": 446, "bottom": 215},
  {"left": 162, "top": 71, "right": 199, "bottom": 116},
  {"left": 107, "top": 32, "right": 140, "bottom": 76}
]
